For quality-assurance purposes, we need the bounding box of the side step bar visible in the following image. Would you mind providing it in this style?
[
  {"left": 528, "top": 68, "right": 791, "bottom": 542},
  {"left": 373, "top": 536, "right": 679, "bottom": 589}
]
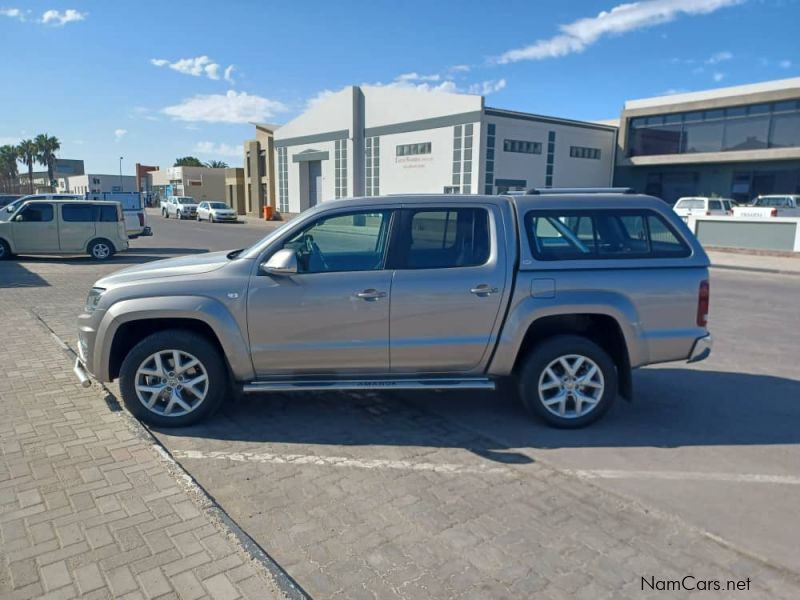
[{"left": 242, "top": 377, "right": 496, "bottom": 394}]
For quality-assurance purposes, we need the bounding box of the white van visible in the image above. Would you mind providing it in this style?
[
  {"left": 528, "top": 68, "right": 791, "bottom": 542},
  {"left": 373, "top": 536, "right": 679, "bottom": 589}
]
[
  {"left": 673, "top": 197, "right": 734, "bottom": 220},
  {"left": 0, "top": 199, "right": 129, "bottom": 260}
]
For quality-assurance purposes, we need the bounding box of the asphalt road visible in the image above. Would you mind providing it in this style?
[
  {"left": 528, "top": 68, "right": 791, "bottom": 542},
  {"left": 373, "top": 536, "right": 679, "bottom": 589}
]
[{"left": 4, "top": 211, "right": 799, "bottom": 597}]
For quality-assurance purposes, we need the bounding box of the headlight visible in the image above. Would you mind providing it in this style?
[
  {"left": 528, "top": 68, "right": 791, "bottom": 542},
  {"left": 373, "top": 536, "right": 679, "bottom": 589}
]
[{"left": 85, "top": 287, "right": 106, "bottom": 313}]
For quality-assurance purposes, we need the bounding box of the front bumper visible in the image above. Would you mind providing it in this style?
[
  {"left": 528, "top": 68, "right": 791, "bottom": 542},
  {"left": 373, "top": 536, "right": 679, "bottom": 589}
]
[
  {"left": 213, "top": 213, "right": 237, "bottom": 221},
  {"left": 687, "top": 334, "right": 712, "bottom": 363}
]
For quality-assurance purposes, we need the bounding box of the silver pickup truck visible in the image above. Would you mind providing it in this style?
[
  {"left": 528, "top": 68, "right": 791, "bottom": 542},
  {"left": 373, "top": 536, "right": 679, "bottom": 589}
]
[{"left": 75, "top": 191, "right": 712, "bottom": 428}]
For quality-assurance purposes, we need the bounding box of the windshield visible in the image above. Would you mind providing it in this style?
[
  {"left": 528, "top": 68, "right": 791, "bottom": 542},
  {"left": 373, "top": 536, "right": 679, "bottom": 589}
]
[
  {"left": 177, "top": 198, "right": 195, "bottom": 204},
  {"left": 210, "top": 202, "right": 229, "bottom": 209}
]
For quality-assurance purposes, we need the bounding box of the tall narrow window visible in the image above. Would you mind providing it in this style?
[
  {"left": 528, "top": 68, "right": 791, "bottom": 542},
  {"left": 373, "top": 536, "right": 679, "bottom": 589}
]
[
  {"left": 365, "top": 136, "right": 380, "bottom": 195},
  {"left": 334, "top": 139, "right": 348, "bottom": 199},
  {"left": 277, "top": 147, "right": 288, "bottom": 212}
]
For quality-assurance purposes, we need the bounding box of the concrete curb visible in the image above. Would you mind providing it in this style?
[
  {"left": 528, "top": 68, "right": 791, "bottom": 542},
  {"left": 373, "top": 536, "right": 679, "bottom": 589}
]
[{"left": 710, "top": 264, "right": 800, "bottom": 277}]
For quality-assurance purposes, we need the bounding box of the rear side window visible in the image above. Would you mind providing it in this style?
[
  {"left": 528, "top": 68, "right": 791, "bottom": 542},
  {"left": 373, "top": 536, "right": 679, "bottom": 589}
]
[
  {"left": 526, "top": 210, "right": 690, "bottom": 260},
  {"left": 62, "top": 204, "right": 120, "bottom": 222},
  {"left": 709, "top": 200, "right": 722, "bottom": 211},
  {"left": 62, "top": 203, "right": 95, "bottom": 222},
  {"left": 390, "top": 208, "right": 490, "bottom": 269}
]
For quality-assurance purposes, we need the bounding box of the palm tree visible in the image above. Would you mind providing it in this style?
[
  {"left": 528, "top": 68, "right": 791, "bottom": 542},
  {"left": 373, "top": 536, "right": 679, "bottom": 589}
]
[
  {"left": 0, "top": 145, "right": 19, "bottom": 192},
  {"left": 35, "top": 133, "right": 60, "bottom": 190},
  {"left": 17, "top": 139, "right": 38, "bottom": 194},
  {"left": 205, "top": 160, "right": 228, "bottom": 168},
  {"left": 174, "top": 156, "right": 204, "bottom": 167}
]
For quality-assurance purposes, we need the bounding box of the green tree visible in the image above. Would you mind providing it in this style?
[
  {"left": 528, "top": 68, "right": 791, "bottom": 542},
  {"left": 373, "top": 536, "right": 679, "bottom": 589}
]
[
  {"left": 0, "top": 145, "right": 19, "bottom": 192},
  {"left": 17, "top": 139, "right": 38, "bottom": 194},
  {"left": 174, "top": 156, "right": 204, "bottom": 167},
  {"left": 34, "top": 133, "right": 61, "bottom": 190},
  {"left": 204, "top": 160, "right": 228, "bottom": 168}
]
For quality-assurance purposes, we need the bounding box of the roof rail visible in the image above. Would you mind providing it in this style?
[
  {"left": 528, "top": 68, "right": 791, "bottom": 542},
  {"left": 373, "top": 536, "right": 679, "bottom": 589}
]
[{"left": 527, "top": 187, "right": 635, "bottom": 195}]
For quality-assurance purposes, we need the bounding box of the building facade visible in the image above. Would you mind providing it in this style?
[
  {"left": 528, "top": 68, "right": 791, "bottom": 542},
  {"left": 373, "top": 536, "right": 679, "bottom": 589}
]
[
  {"left": 224, "top": 167, "right": 246, "bottom": 214},
  {"left": 147, "top": 166, "right": 226, "bottom": 204},
  {"left": 243, "top": 124, "right": 276, "bottom": 217},
  {"left": 273, "top": 86, "right": 617, "bottom": 215},
  {"left": 615, "top": 77, "right": 800, "bottom": 204},
  {"left": 58, "top": 173, "right": 136, "bottom": 194},
  {"left": 22, "top": 158, "right": 85, "bottom": 193}
]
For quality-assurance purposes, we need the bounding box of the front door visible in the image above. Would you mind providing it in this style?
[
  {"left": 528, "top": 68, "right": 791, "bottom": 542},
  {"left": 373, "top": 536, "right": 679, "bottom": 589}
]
[
  {"left": 247, "top": 209, "right": 394, "bottom": 376},
  {"left": 388, "top": 206, "right": 507, "bottom": 373},
  {"left": 12, "top": 202, "right": 59, "bottom": 253},
  {"left": 308, "top": 161, "right": 321, "bottom": 208}
]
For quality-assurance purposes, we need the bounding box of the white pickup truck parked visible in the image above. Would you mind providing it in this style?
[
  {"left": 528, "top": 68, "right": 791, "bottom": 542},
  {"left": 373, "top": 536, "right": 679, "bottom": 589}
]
[{"left": 732, "top": 195, "right": 800, "bottom": 218}]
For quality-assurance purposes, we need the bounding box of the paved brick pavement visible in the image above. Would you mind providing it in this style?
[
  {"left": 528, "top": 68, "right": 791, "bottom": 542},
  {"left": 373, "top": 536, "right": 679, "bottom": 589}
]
[{"left": 0, "top": 306, "right": 285, "bottom": 599}]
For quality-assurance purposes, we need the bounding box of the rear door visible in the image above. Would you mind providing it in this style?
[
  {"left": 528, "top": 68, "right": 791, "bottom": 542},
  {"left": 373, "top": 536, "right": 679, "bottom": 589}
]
[
  {"left": 387, "top": 205, "right": 507, "bottom": 373},
  {"left": 60, "top": 203, "right": 96, "bottom": 251},
  {"left": 12, "top": 202, "right": 59, "bottom": 252}
]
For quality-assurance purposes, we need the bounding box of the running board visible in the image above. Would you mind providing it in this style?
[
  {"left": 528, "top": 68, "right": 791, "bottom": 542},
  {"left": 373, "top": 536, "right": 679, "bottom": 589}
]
[{"left": 242, "top": 377, "right": 496, "bottom": 393}]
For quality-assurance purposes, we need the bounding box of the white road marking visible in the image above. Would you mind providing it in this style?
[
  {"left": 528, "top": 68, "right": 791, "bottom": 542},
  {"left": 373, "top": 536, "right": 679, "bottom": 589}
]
[
  {"left": 566, "top": 469, "right": 800, "bottom": 486},
  {"left": 172, "top": 449, "right": 514, "bottom": 476}
]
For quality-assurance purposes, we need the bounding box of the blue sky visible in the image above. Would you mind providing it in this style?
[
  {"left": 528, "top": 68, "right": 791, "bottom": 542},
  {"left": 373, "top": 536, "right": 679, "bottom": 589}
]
[{"left": 1, "top": 0, "right": 798, "bottom": 174}]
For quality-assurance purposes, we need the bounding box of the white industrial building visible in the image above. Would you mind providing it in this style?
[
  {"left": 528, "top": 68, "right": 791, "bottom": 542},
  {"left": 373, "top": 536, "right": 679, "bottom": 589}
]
[
  {"left": 273, "top": 86, "right": 617, "bottom": 215},
  {"left": 58, "top": 173, "right": 136, "bottom": 194}
]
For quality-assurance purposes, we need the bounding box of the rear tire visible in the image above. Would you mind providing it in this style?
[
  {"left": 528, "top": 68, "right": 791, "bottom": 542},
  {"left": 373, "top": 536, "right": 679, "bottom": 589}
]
[
  {"left": 118, "top": 330, "right": 227, "bottom": 427},
  {"left": 0, "top": 238, "right": 11, "bottom": 260},
  {"left": 518, "top": 335, "right": 617, "bottom": 428},
  {"left": 163, "top": 209, "right": 168, "bottom": 218},
  {"left": 88, "top": 238, "right": 114, "bottom": 261}
]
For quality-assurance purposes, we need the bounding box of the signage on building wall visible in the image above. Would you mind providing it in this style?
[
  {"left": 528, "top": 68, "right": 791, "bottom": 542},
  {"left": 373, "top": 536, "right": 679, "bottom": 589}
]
[{"left": 395, "top": 156, "right": 434, "bottom": 169}]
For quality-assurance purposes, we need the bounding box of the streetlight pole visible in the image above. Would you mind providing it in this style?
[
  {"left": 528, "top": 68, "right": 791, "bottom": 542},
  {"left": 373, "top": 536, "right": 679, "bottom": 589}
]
[{"left": 119, "top": 157, "right": 123, "bottom": 191}]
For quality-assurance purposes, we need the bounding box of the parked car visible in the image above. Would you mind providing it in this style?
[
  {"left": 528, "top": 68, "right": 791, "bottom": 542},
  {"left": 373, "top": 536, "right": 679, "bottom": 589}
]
[
  {"left": 161, "top": 196, "right": 198, "bottom": 219},
  {"left": 673, "top": 196, "right": 734, "bottom": 220},
  {"left": 74, "top": 190, "right": 712, "bottom": 428},
  {"left": 732, "top": 194, "right": 800, "bottom": 218},
  {"left": 86, "top": 192, "right": 152, "bottom": 238},
  {"left": 1, "top": 194, "right": 83, "bottom": 221},
  {"left": 196, "top": 201, "right": 238, "bottom": 223},
  {"left": 0, "top": 194, "right": 21, "bottom": 208},
  {"left": 0, "top": 198, "right": 128, "bottom": 260}
]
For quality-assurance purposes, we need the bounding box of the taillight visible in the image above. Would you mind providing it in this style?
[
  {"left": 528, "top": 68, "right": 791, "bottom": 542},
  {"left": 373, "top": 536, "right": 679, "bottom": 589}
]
[
  {"left": 138, "top": 212, "right": 144, "bottom": 226},
  {"left": 705, "top": 211, "right": 711, "bottom": 216},
  {"left": 770, "top": 208, "right": 778, "bottom": 217},
  {"left": 697, "top": 280, "right": 710, "bottom": 327}
]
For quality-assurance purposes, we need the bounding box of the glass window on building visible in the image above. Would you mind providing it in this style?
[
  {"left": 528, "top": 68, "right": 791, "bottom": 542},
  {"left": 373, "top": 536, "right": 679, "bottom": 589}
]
[{"left": 629, "top": 100, "right": 800, "bottom": 156}]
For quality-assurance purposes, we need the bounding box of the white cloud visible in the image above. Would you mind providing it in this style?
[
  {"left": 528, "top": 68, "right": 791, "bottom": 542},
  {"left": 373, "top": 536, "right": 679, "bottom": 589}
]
[
  {"left": 305, "top": 89, "right": 336, "bottom": 110},
  {"left": 705, "top": 50, "right": 732, "bottom": 64},
  {"left": 0, "top": 136, "right": 22, "bottom": 146},
  {"left": 495, "top": 0, "right": 744, "bottom": 63},
  {"left": 150, "top": 56, "right": 234, "bottom": 82},
  {"left": 114, "top": 129, "right": 128, "bottom": 141},
  {"left": 41, "top": 9, "right": 86, "bottom": 26},
  {"left": 712, "top": 71, "right": 725, "bottom": 82},
  {"left": 779, "top": 59, "right": 792, "bottom": 69},
  {"left": 1, "top": 7, "right": 25, "bottom": 21},
  {"left": 450, "top": 64, "right": 471, "bottom": 73},
  {"left": 468, "top": 79, "right": 507, "bottom": 95},
  {"left": 224, "top": 65, "right": 235, "bottom": 83},
  {"left": 396, "top": 72, "right": 441, "bottom": 82},
  {"left": 162, "top": 90, "right": 288, "bottom": 124},
  {"left": 194, "top": 141, "right": 241, "bottom": 157}
]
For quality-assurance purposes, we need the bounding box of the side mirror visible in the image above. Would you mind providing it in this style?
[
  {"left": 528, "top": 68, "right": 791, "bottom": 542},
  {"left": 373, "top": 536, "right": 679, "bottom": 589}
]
[
  {"left": 261, "top": 248, "right": 298, "bottom": 275},
  {"left": 13, "top": 214, "right": 22, "bottom": 222}
]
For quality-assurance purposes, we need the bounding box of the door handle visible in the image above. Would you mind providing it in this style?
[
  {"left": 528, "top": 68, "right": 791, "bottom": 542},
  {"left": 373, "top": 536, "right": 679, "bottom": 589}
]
[
  {"left": 356, "top": 288, "right": 387, "bottom": 301},
  {"left": 470, "top": 284, "right": 499, "bottom": 297}
]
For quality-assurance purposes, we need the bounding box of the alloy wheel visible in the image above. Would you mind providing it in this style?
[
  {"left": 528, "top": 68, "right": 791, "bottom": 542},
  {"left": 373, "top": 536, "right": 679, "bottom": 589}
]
[
  {"left": 134, "top": 350, "right": 208, "bottom": 417},
  {"left": 537, "top": 354, "right": 605, "bottom": 419}
]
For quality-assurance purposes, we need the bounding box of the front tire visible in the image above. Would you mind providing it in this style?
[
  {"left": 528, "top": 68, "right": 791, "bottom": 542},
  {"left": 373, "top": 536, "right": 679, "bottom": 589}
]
[
  {"left": 0, "top": 238, "right": 11, "bottom": 260},
  {"left": 209, "top": 214, "right": 214, "bottom": 223},
  {"left": 518, "top": 335, "right": 617, "bottom": 428},
  {"left": 119, "top": 330, "right": 227, "bottom": 427},
  {"left": 88, "top": 239, "right": 114, "bottom": 261},
  {"left": 163, "top": 209, "right": 169, "bottom": 218}
]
